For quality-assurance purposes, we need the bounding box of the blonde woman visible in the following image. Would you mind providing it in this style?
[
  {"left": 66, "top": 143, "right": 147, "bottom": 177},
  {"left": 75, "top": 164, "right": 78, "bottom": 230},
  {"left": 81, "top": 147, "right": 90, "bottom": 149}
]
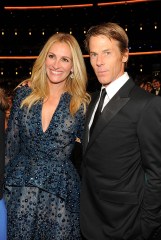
[{"left": 4, "top": 33, "right": 90, "bottom": 239}]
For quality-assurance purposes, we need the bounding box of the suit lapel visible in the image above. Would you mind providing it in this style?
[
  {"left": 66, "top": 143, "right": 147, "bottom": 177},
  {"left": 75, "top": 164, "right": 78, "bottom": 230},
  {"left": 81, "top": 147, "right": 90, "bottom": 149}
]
[{"left": 84, "top": 79, "right": 135, "bottom": 153}]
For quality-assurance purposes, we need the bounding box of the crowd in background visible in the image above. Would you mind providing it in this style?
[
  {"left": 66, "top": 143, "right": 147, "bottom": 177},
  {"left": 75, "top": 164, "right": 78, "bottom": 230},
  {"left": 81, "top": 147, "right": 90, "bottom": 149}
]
[{"left": 135, "top": 74, "right": 161, "bottom": 95}]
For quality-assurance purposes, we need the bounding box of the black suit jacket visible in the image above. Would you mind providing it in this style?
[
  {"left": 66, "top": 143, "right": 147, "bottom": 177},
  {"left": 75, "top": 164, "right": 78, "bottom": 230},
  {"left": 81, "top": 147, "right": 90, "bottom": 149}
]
[
  {"left": 151, "top": 88, "right": 161, "bottom": 96},
  {"left": 80, "top": 78, "right": 161, "bottom": 240},
  {"left": 0, "top": 109, "right": 5, "bottom": 199}
]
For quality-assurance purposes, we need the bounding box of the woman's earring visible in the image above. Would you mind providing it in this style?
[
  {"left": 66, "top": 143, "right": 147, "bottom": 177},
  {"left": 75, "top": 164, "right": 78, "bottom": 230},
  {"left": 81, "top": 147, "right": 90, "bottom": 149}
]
[{"left": 70, "top": 72, "right": 74, "bottom": 79}]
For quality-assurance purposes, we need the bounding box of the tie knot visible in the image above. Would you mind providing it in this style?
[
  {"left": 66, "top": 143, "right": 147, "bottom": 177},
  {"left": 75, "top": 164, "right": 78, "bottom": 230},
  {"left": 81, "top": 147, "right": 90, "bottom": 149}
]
[
  {"left": 100, "top": 88, "right": 106, "bottom": 99},
  {"left": 99, "top": 88, "right": 107, "bottom": 106},
  {"left": 90, "top": 88, "right": 107, "bottom": 136}
]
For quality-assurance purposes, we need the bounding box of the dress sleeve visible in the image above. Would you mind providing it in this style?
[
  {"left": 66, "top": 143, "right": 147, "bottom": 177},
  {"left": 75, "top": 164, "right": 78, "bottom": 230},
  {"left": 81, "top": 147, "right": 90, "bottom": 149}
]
[
  {"left": 0, "top": 109, "right": 5, "bottom": 199},
  {"left": 5, "top": 86, "right": 29, "bottom": 165},
  {"left": 76, "top": 104, "right": 86, "bottom": 142},
  {"left": 71, "top": 105, "right": 85, "bottom": 177}
]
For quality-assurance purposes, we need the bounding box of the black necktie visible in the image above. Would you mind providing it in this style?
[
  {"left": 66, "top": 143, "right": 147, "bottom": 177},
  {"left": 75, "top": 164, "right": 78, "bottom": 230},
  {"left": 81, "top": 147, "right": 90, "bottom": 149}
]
[{"left": 90, "top": 88, "right": 106, "bottom": 136}]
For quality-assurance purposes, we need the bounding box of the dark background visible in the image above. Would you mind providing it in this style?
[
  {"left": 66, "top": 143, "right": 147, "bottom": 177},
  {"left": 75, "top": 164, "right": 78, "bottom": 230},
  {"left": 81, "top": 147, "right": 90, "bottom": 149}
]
[{"left": 0, "top": 0, "right": 161, "bottom": 93}]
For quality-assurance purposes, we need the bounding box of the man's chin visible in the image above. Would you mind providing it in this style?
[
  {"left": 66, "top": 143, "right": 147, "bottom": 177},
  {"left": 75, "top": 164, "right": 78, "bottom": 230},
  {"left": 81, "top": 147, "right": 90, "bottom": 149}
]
[{"left": 97, "top": 76, "right": 110, "bottom": 85}]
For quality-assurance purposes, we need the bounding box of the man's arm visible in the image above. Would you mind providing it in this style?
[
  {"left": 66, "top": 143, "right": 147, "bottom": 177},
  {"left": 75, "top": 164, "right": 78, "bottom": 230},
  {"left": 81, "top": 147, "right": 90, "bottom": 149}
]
[{"left": 138, "top": 96, "right": 161, "bottom": 239}]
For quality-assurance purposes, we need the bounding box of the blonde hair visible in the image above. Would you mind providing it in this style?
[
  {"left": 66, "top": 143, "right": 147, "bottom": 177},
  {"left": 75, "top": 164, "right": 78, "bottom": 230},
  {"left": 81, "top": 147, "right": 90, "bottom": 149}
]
[
  {"left": 0, "top": 88, "right": 9, "bottom": 111},
  {"left": 20, "top": 33, "right": 91, "bottom": 115}
]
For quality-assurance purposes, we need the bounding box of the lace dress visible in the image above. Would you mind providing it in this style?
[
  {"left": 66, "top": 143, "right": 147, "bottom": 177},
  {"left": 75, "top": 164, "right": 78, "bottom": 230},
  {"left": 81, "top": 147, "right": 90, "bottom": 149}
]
[{"left": 4, "top": 86, "right": 85, "bottom": 240}]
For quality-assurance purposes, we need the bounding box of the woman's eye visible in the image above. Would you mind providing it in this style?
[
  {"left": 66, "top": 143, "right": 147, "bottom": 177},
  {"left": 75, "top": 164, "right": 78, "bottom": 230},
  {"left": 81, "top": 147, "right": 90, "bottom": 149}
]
[
  {"left": 48, "top": 54, "right": 54, "bottom": 58},
  {"left": 62, "top": 57, "right": 69, "bottom": 62}
]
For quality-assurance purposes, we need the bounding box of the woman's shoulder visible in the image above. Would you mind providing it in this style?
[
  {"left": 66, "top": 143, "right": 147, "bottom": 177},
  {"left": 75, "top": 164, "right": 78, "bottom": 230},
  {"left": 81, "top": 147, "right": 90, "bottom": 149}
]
[
  {"left": 11, "top": 85, "right": 32, "bottom": 109},
  {"left": 14, "top": 84, "right": 31, "bottom": 99}
]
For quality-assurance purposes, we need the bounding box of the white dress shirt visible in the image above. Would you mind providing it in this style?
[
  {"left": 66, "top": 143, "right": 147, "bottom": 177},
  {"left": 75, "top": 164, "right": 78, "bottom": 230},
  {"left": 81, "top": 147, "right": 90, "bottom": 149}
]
[{"left": 89, "top": 72, "right": 129, "bottom": 131}]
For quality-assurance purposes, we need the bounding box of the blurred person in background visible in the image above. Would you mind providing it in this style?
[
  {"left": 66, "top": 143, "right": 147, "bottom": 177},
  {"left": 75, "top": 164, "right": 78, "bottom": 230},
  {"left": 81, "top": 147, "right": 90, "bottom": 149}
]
[
  {"left": 0, "top": 88, "right": 9, "bottom": 240},
  {"left": 146, "top": 81, "right": 153, "bottom": 93},
  {"left": 151, "top": 77, "right": 161, "bottom": 96}
]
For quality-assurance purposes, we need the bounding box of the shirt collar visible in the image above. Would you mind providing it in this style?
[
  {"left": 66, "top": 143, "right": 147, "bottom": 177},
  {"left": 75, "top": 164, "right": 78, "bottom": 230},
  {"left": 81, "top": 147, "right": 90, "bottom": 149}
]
[{"left": 102, "top": 72, "right": 129, "bottom": 100}]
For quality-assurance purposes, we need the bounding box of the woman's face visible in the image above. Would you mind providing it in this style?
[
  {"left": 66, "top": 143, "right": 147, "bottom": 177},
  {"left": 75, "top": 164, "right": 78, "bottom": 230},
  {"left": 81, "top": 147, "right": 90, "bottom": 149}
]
[{"left": 45, "top": 41, "right": 73, "bottom": 87}]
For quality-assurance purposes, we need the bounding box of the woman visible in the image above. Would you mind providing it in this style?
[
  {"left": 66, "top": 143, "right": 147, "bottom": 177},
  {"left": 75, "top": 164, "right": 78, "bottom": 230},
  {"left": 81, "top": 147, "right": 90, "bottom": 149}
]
[
  {"left": 0, "top": 88, "right": 9, "bottom": 240},
  {"left": 4, "top": 33, "right": 90, "bottom": 239}
]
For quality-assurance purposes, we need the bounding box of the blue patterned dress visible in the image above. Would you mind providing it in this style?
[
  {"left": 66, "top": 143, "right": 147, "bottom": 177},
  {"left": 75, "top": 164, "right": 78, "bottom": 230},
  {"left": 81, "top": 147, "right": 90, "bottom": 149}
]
[{"left": 4, "top": 86, "right": 85, "bottom": 240}]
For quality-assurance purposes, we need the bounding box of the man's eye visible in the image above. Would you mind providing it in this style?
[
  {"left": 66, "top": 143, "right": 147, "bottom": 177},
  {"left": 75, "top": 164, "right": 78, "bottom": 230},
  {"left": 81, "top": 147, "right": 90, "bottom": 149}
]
[{"left": 90, "top": 53, "right": 97, "bottom": 57}]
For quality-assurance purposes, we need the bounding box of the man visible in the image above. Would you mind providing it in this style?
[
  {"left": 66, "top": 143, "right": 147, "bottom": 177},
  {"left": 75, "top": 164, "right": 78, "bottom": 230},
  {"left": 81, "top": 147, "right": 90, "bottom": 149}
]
[
  {"left": 151, "top": 77, "right": 161, "bottom": 96},
  {"left": 80, "top": 22, "right": 161, "bottom": 240}
]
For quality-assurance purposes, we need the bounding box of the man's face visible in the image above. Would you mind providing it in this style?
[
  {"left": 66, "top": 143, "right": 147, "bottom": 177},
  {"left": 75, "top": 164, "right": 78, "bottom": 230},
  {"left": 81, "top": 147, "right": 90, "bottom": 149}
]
[
  {"left": 89, "top": 35, "right": 129, "bottom": 86},
  {"left": 152, "top": 79, "right": 157, "bottom": 89},
  {"left": 155, "top": 81, "right": 161, "bottom": 90}
]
